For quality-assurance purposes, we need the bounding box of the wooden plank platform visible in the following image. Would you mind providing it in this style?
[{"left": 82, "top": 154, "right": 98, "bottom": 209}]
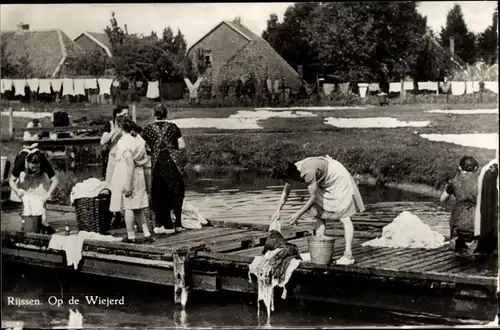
[{"left": 2, "top": 199, "right": 496, "bottom": 321}]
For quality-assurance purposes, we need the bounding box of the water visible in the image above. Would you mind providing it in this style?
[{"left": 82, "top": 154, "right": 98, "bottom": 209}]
[
  {"left": 76, "top": 166, "right": 435, "bottom": 204},
  {"left": 2, "top": 264, "right": 478, "bottom": 328},
  {"left": 2, "top": 169, "right": 459, "bottom": 328}
]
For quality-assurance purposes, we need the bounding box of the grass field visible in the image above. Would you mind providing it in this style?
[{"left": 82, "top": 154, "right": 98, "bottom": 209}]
[{"left": 1, "top": 102, "right": 498, "bottom": 195}]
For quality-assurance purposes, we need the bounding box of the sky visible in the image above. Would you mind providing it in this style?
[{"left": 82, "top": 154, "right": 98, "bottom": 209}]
[{"left": 0, "top": 2, "right": 497, "bottom": 47}]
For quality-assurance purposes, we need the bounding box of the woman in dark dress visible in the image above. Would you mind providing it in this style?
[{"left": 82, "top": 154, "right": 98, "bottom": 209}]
[
  {"left": 142, "top": 104, "right": 186, "bottom": 234},
  {"left": 474, "top": 156, "right": 498, "bottom": 256},
  {"left": 440, "top": 156, "right": 479, "bottom": 254}
]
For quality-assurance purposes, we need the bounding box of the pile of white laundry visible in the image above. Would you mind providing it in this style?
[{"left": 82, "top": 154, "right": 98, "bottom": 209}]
[
  {"left": 70, "top": 178, "right": 108, "bottom": 205},
  {"left": 362, "top": 211, "right": 447, "bottom": 249}
]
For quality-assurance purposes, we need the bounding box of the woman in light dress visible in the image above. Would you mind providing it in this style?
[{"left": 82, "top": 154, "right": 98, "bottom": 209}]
[
  {"left": 271, "top": 155, "right": 365, "bottom": 265},
  {"left": 109, "top": 119, "right": 154, "bottom": 243}
]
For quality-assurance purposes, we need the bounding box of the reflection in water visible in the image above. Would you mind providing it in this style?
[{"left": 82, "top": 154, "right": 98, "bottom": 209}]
[{"left": 2, "top": 263, "right": 484, "bottom": 328}]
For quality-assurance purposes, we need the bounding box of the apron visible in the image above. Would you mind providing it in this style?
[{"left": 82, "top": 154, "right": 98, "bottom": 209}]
[{"left": 104, "top": 121, "right": 122, "bottom": 185}]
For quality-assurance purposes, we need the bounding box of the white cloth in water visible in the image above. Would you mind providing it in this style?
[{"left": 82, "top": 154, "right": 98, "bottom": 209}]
[
  {"left": 51, "top": 79, "right": 63, "bottom": 93},
  {"left": 27, "top": 79, "right": 39, "bottom": 92},
  {"left": 1, "top": 79, "right": 13, "bottom": 93},
  {"left": 323, "top": 83, "right": 335, "bottom": 96},
  {"left": 38, "top": 79, "right": 51, "bottom": 94},
  {"left": 21, "top": 193, "right": 45, "bottom": 216},
  {"left": 13, "top": 79, "right": 27, "bottom": 96},
  {"left": 248, "top": 249, "right": 302, "bottom": 320},
  {"left": 361, "top": 211, "right": 447, "bottom": 249},
  {"left": 389, "top": 82, "right": 401, "bottom": 93},
  {"left": 146, "top": 81, "right": 160, "bottom": 99},
  {"left": 358, "top": 83, "right": 369, "bottom": 98},
  {"left": 465, "top": 81, "right": 474, "bottom": 94},
  {"left": 98, "top": 79, "right": 113, "bottom": 95},
  {"left": 70, "top": 178, "right": 107, "bottom": 205},
  {"left": 474, "top": 157, "right": 499, "bottom": 236},
  {"left": 48, "top": 234, "right": 85, "bottom": 270},
  {"left": 451, "top": 81, "right": 465, "bottom": 96},
  {"left": 62, "top": 79, "right": 75, "bottom": 96},
  {"left": 403, "top": 82, "right": 413, "bottom": 90},
  {"left": 84, "top": 78, "right": 97, "bottom": 89},
  {"left": 484, "top": 81, "right": 498, "bottom": 94},
  {"left": 73, "top": 79, "right": 86, "bottom": 96}
]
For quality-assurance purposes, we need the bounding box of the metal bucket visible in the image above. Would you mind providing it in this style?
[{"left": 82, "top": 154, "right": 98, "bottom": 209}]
[
  {"left": 307, "top": 236, "right": 335, "bottom": 265},
  {"left": 21, "top": 215, "right": 42, "bottom": 233}
]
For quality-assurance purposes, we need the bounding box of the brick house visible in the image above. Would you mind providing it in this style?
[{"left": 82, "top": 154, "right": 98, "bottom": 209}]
[
  {"left": 73, "top": 32, "right": 112, "bottom": 57},
  {"left": 186, "top": 18, "right": 304, "bottom": 94},
  {"left": 1, "top": 23, "right": 82, "bottom": 78}
]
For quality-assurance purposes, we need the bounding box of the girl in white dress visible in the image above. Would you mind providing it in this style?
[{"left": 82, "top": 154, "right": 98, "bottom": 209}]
[{"left": 109, "top": 120, "right": 153, "bottom": 243}]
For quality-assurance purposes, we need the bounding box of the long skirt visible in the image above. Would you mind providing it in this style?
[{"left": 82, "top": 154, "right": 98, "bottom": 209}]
[
  {"left": 151, "top": 151, "right": 185, "bottom": 229},
  {"left": 475, "top": 163, "right": 498, "bottom": 254}
]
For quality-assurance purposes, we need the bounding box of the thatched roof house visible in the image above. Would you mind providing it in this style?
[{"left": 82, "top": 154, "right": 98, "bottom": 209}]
[
  {"left": 1, "top": 24, "right": 82, "bottom": 78},
  {"left": 186, "top": 18, "right": 303, "bottom": 94}
]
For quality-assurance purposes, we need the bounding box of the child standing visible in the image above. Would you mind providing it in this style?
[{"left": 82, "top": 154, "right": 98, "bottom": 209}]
[
  {"left": 440, "top": 156, "right": 480, "bottom": 254},
  {"left": 109, "top": 120, "right": 154, "bottom": 244}
]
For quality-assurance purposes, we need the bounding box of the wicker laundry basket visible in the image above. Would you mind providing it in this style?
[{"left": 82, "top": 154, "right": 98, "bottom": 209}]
[{"left": 74, "top": 189, "right": 112, "bottom": 234}]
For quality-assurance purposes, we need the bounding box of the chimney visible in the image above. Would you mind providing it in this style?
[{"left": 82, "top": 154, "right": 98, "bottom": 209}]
[
  {"left": 233, "top": 17, "right": 241, "bottom": 25},
  {"left": 449, "top": 37, "right": 455, "bottom": 55},
  {"left": 17, "top": 22, "right": 29, "bottom": 31}
]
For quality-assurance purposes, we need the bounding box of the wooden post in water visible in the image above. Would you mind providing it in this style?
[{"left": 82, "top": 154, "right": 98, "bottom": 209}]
[
  {"left": 8, "top": 107, "right": 13, "bottom": 139},
  {"left": 173, "top": 251, "right": 190, "bottom": 308}
]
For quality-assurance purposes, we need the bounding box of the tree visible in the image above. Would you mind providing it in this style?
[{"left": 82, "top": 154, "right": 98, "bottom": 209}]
[
  {"left": 439, "top": 4, "right": 478, "bottom": 64},
  {"left": 0, "top": 35, "right": 21, "bottom": 78},
  {"left": 262, "top": 3, "right": 320, "bottom": 81},
  {"left": 477, "top": 7, "right": 498, "bottom": 65},
  {"left": 65, "top": 50, "right": 112, "bottom": 77},
  {"left": 303, "top": 2, "right": 427, "bottom": 85}
]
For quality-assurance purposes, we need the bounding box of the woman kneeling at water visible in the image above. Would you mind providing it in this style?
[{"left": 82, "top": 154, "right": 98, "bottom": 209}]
[{"left": 271, "top": 156, "right": 365, "bottom": 265}]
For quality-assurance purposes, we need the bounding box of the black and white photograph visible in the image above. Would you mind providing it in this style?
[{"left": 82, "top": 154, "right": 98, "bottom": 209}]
[{"left": 0, "top": 1, "right": 498, "bottom": 328}]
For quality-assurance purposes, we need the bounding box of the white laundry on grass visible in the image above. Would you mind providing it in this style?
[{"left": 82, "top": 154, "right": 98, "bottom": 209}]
[
  {"left": 362, "top": 211, "right": 448, "bottom": 249},
  {"left": 426, "top": 109, "right": 498, "bottom": 115},
  {"left": 255, "top": 106, "right": 367, "bottom": 111},
  {"left": 171, "top": 110, "right": 316, "bottom": 130},
  {"left": 420, "top": 133, "right": 498, "bottom": 150},
  {"left": 324, "top": 117, "right": 430, "bottom": 128}
]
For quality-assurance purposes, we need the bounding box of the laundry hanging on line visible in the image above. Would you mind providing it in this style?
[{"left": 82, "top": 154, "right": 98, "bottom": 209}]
[
  {"left": 51, "top": 79, "right": 63, "bottom": 93},
  {"left": 358, "top": 83, "right": 368, "bottom": 99},
  {"left": 451, "top": 81, "right": 466, "bottom": 96},
  {"left": 13, "top": 79, "right": 27, "bottom": 96},
  {"left": 38, "top": 79, "right": 51, "bottom": 94},
  {"left": 465, "top": 81, "right": 474, "bottom": 95},
  {"left": 62, "top": 79, "right": 74, "bottom": 96},
  {"left": 1, "top": 79, "right": 13, "bottom": 94},
  {"left": 73, "top": 79, "right": 86, "bottom": 96},
  {"left": 146, "top": 81, "right": 160, "bottom": 99},
  {"left": 84, "top": 78, "right": 98, "bottom": 90},
  {"left": 27, "top": 79, "right": 39, "bottom": 92},
  {"left": 97, "top": 79, "right": 113, "bottom": 95},
  {"left": 184, "top": 77, "right": 203, "bottom": 99}
]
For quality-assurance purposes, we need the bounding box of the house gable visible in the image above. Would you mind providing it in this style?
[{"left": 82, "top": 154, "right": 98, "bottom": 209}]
[{"left": 74, "top": 32, "right": 112, "bottom": 57}]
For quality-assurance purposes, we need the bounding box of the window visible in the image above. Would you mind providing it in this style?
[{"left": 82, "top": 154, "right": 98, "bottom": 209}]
[{"left": 204, "top": 50, "right": 212, "bottom": 67}]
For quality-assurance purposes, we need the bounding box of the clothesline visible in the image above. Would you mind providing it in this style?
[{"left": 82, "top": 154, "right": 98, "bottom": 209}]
[{"left": 0, "top": 78, "right": 120, "bottom": 97}]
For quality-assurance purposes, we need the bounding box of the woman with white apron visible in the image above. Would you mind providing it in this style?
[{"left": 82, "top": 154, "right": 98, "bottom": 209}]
[
  {"left": 9, "top": 148, "right": 59, "bottom": 234},
  {"left": 271, "top": 155, "right": 365, "bottom": 265},
  {"left": 100, "top": 106, "right": 129, "bottom": 227}
]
